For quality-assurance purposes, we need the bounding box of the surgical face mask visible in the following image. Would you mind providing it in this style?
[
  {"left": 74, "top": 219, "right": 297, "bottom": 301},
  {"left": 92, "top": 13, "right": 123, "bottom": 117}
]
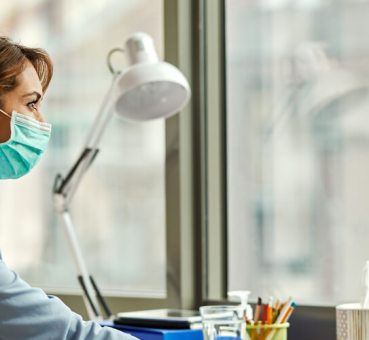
[{"left": 0, "top": 109, "right": 51, "bottom": 179}]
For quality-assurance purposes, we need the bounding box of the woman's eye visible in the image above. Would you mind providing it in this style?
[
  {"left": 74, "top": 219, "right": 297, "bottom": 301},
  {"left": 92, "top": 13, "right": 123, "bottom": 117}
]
[{"left": 27, "top": 102, "right": 37, "bottom": 111}]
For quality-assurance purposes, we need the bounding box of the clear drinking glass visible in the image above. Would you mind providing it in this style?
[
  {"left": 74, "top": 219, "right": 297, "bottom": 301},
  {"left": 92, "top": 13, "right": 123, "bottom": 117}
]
[{"left": 200, "top": 305, "right": 246, "bottom": 340}]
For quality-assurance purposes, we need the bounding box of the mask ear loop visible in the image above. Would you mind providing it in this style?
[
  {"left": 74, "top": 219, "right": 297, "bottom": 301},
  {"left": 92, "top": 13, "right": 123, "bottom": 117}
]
[{"left": 0, "top": 108, "right": 11, "bottom": 119}]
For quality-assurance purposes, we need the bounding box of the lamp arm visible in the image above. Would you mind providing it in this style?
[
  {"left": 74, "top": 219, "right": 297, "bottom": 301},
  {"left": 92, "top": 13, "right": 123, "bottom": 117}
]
[
  {"left": 84, "top": 73, "right": 121, "bottom": 150},
  {"left": 60, "top": 211, "right": 103, "bottom": 320},
  {"left": 52, "top": 73, "right": 120, "bottom": 320},
  {"left": 54, "top": 73, "right": 120, "bottom": 204}
]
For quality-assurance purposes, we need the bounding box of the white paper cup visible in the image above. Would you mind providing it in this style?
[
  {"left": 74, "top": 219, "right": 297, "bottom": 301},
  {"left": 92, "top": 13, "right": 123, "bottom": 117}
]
[{"left": 336, "top": 303, "right": 369, "bottom": 340}]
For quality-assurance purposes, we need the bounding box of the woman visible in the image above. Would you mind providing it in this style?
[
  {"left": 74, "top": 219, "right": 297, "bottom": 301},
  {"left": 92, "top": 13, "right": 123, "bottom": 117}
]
[{"left": 0, "top": 37, "right": 136, "bottom": 339}]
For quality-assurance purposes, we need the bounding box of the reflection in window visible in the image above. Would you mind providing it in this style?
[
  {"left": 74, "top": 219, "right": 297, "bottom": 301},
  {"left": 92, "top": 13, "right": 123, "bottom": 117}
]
[
  {"left": 0, "top": 0, "right": 165, "bottom": 296},
  {"left": 226, "top": 1, "right": 369, "bottom": 304}
]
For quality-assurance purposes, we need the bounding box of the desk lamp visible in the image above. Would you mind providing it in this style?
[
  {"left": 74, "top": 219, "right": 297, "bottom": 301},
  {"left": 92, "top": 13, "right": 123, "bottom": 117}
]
[{"left": 53, "top": 32, "right": 191, "bottom": 320}]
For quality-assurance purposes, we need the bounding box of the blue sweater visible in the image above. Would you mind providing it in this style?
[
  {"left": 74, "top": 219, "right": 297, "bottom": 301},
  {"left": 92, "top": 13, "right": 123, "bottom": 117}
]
[{"left": 0, "top": 254, "right": 137, "bottom": 340}]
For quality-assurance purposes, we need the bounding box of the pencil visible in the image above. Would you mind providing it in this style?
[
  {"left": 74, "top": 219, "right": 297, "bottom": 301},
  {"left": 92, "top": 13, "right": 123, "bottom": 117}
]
[
  {"left": 280, "top": 302, "right": 296, "bottom": 323},
  {"left": 272, "top": 299, "right": 281, "bottom": 323},
  {"left": 254, "top": 297, "right": 262, "bottom": 323},
  {"left": 275, "top": 297, "right": 293, "bottom": 324},
  {"left": 261, "top": 304, "right": 268, "bottom": 324},
  {"left": 267, "top": 297, "right": 273, "bottom": 324}
]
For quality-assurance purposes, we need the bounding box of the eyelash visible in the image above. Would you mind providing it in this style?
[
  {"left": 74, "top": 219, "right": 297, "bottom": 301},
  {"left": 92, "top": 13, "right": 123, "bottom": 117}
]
[{"left": 27, "top": 100, "right": 39, "bottom": 111}]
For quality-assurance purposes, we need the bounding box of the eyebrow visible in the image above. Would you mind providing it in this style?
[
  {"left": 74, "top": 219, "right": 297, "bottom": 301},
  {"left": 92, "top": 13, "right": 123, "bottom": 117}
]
[{"left": 22, "top": 91, "right": 43, "bottom": 100}]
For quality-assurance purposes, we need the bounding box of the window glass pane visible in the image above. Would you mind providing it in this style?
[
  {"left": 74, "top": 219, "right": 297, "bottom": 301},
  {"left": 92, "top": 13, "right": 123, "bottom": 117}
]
[
  {"left": 0, "top": 0, "right": 165, "bottom": 296},
  {"left": 226, "top": 0, "right": 369, "bottom": 304}
]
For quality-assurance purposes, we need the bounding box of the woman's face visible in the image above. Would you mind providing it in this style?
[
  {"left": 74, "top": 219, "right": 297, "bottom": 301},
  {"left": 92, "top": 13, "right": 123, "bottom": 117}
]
[{"left": 0, "top": 60, "right": 44, "bottom": 143}]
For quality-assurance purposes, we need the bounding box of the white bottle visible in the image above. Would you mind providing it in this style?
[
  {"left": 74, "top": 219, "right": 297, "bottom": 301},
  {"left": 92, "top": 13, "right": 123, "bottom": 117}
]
[{"left": 228, "top": 290, "right": 253, "bottom": 321}]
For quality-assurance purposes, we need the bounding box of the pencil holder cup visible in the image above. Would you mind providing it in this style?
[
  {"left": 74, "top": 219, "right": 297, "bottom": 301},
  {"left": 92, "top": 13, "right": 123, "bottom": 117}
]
[
  {"left": 246, "top": 323, "right": 289, "bottom": 340},
  {"left": 200, "top": 305, "right": 247, "bottom": 340}
]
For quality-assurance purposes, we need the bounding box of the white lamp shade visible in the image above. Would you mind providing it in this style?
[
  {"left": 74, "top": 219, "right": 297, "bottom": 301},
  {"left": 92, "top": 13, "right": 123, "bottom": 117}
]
[
  {"left": 115, "top": 61, "right": 191, "bottom": 121},
  {"left": 114, "top": 32, "right": 191, "bottom": 121}
]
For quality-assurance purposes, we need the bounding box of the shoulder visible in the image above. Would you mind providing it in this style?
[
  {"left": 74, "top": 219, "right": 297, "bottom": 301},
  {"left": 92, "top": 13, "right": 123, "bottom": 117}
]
[{"left": 0, "top": 258, "right": 18, "bottom": 288}]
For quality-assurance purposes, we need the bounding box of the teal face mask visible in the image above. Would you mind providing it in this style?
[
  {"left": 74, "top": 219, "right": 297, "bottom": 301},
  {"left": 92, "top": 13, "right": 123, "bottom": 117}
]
[{"left": 0, "top": 109, "right": 51, "bottom": 179}]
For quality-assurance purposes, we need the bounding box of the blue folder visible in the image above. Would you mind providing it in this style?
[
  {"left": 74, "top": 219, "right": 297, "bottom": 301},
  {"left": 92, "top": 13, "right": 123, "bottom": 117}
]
[{"left": 101, "top": 321, "right": 203, "bottom": 340}]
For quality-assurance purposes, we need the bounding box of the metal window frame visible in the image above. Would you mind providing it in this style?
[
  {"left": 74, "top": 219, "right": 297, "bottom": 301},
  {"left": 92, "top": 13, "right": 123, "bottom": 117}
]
[
  {"left": 163, "top": 0, "right": 229, "bottom": 310},
  {"left": 164, "top": 0, "right": 198, "bottom": 309},
  {"left": 202, "top": 0, "right": 228, "bottom": 303}
]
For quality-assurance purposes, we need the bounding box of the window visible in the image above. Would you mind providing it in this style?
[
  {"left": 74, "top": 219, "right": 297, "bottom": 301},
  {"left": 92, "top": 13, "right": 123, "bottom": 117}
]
[
  {"left": 226, "top": 0, "right": 369, "bottom": 305},
  {"left": 0, "top": 0, "right": 165, "bottom": 297}
]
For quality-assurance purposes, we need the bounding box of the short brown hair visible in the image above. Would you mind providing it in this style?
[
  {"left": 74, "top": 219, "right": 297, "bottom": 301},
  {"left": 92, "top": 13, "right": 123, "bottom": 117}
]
[{"left": 0, "top": 37, "right": 53, "bottom": 97}]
